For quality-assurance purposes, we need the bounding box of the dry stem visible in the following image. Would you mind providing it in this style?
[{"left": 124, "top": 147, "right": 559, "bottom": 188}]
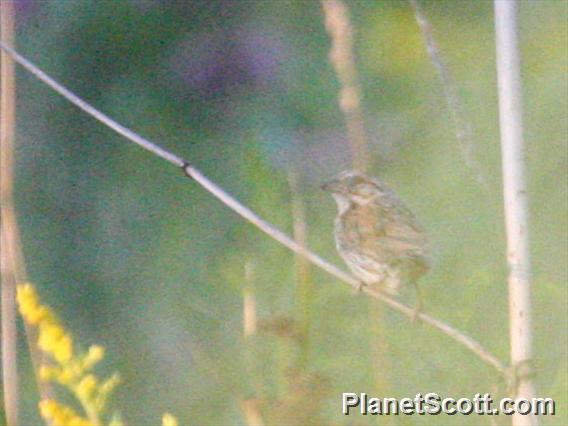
[
  {"left": 321, "top": 0, "right": 369, "bottom": 172},
  {"left": 288, "top": 169, "right": 313, "bottom": 368},
  {"left": 1, "top": 5, "right": 52, "bottom": 413},
  {"left": 1, "top": 2, "right": 19, "bottom": 423}
]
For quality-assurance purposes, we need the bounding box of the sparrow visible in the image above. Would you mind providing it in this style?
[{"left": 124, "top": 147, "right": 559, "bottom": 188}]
[{"left": 322, "top": 171, "right": 430, "bottom": 298}]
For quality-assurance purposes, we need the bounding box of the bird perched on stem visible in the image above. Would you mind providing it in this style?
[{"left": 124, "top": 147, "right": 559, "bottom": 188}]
[{"left": 322, "top": 171, "right": 430, "bottom": 304}]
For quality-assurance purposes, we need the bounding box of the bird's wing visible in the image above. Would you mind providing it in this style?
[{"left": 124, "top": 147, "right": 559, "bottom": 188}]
[
  {"left": 371, "top": 202, "right": 428, "bottom": 257},
  {"left": 384, "top": 201, "right": 426, "bottom": 239}
]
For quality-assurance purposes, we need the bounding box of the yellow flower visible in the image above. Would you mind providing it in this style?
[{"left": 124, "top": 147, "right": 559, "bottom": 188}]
[
  {"left": 39, "top": 399, "right": 92, "bottom": 426},
  {"left": 77, "top": 374, "right": 98, "bottom": 401},
  {"left": 18, "top": 284, "right": 74, "bottom": 364},
  {"left": 162, "top": 413, "right": 179, "bottom": 426},
  {"left": 38, "top": 323, "right": 73, "bottom": 363},
  {"left": 108, "top": 417, "right": 125, "bottom": 426},
  {"left": 19, "top": 284, "right": 177, "bottom": 425},
  {"left": 17, "top": 284, "right": 53, "bottom": 325},
  {"left": 99, "top": 373, "right": 121, "bottom": 395},
  {"left": 55, "top": 366, "right": 77, "bottom": 385},
  {"left": 82, "top": 345, "right": 105, "bottom": 370},
  {"left": 39, "top": 365, "right": 58, "bottom": 381}
]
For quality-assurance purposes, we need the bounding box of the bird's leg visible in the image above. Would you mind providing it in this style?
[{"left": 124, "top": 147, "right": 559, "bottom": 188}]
[
  {"left": 352, "top": 280, "right": 365, "bottom": 294},
  {"left": 411, "top": 281, "right": 424, "bottom": 323}
]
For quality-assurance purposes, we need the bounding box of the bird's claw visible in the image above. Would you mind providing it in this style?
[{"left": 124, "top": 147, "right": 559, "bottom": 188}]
[
  {"left": 410, "top": 282, "right": 424, "bottom": 324},
  {"left": 352, "top": 281, "right": 365, "bottom": 294}
]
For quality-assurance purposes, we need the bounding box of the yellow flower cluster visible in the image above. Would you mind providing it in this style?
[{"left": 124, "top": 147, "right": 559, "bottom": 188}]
[
  {"left": 17, "top": 283, "right": 73, "bottom": 363},
  {"left": 162, "top": 413, "right": 179, "bottom": 426},
  {"left": 17, "top": 284, "right": 178, "bottom": 426},
  {"left": 39, "top": 399, "right": 93, "bottom": 426},
  {"left": 17, "top": 283, "right": 117, "bottom": 425}
]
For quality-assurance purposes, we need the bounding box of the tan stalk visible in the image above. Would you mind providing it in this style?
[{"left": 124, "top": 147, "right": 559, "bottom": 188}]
[
  {"left": 288, "top": 169, "right": 313, "bottom": 368},
  {"left": 240, "top": 399, "right": 264, "bottom": 426},
  {"left": 0, "top": 1, "right": 19, "bottom": 423},
  {"left": 321, "top": 1, "right": 392, "bottom": 405},
  {"left": 1, "top": 6, "right": 51, "bottom": 417},
  {"left": 241, "top": 261, "right": 264, "bottom": 426},
  {"left": 321, "top": 0, "right": 369, "bottom": 173}
]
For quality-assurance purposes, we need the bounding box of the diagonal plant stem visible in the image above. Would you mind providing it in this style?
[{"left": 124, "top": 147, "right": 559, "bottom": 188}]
[
  {"left": 409, "top": 0, "right": 487, "bottom": 189},
  {"left": 0, "top": 42, "right": 506, "bottom": 375}
]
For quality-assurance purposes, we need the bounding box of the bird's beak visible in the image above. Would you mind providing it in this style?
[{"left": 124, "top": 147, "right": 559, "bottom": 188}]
[{"left": 321, "top": 179, "right": 340, "bottom": 193}]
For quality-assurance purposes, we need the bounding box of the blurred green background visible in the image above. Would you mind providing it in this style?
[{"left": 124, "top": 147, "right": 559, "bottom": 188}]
[{"left": 4, "top": 0, "right": 566, "bottom": 424}]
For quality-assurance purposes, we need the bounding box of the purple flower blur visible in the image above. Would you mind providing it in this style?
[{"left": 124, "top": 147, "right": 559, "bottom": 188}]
[{"left": 168, "top": 27, "right": 287, "bottom": 96}]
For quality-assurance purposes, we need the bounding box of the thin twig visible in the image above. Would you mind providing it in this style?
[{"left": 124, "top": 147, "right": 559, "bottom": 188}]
[
  {"left": 0, "top": 41, "right": 506, "bottom": 375},
  {"left": 494, "top": 1, "right": 537, "bottom": 424},
  {"left": 409, "top": 0, "right": 487, "bottom": 189},
  {"left": 321, "top": 0, "right": 369, "bottom": 173}
]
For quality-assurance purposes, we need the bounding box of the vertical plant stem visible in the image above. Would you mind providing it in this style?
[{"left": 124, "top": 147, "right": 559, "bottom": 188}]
[
  {"left": 0, "top": 1, "right": 19, "bottom": 424},
  {"left": 1, "top": 2, "right": 51, "bottom": 414},
  {"left": 243, "top": 262, "right": 258, "bottom": 340},
  {"left": 240, "top": 399, "right": 265, "bottom": 426},
  {"left": 288, "top": 169, "right": 313, "bottom": 369},
  {"left": 494, "top": 1, "right": 537, "bottom": 425},
  {"left": 241, "top": 261, "right": 265, "bottom": 426},
  {"left": 321, "top": 3, "right": 390, "bottom": 417},
  {"left": 0, "top": 234, "right": 18, "bottom": 426},
  {"left": 321, "top": 0, "right": 369, "bottom": 172}
]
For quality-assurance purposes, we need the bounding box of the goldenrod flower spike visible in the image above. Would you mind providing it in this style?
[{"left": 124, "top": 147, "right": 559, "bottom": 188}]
[
  {"left": 162, "top": 413, "right": 179, "bottom": 426},
  {"left": 18, "top": 283, "right": 178, "bottom": 426},
  {"left": 39, "top": 399, "right": 92, "bottom": 426},
  {"left": 17, "top": 284, "right": 74, "bottom": 363},
  {"left": 17, "top": 284, "right": 110, "bottom": 425}
]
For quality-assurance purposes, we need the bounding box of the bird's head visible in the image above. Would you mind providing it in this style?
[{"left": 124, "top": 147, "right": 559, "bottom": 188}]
[{"left": 321, "top": 171, "right": 387, "bottom": 212}]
